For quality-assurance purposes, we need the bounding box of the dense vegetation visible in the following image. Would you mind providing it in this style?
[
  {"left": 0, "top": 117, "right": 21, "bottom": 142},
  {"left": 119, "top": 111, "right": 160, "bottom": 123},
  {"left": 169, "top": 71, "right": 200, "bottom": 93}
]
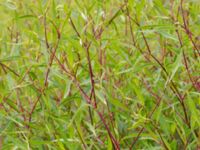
[{"left": 0, "top": 0, "right": 200, "bottom": 149}]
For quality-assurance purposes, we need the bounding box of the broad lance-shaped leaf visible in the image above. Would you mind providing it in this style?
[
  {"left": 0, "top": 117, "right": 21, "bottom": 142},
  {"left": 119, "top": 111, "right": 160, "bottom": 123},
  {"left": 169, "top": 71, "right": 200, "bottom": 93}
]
[
  {"left": 107, "top": 135, "right": 113, "bottom": 150},
  {"left": 186, "top": 94, "right": 200, "bottom": 128},
  {"left": 67, "top": 103, "right": 90, "bottom": 128},
  {"left": 158, "top": 31, "right": 178, "bottom": 41},
  {"left": 109, "top": 98, "right": 129, "bottom": 111},
  {"left": 132, "top": 78, "right": 145, "bottom": 105},
  {"left": 165, "top": 51, "right": 182, "bottom": 87}
]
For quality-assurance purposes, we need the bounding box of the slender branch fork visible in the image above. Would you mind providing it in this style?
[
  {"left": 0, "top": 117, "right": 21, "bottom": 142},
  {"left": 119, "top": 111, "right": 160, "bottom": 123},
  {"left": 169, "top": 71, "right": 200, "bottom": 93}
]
[
  {"left": 27, "top": 7, "right": 126, "bottom": 148},
  {"left": 66, "top": 5, "right": 132, "bottom": 148},
  {"left": 128, "top": 19, "right": 190, "bottom": 150},
  {"left": 0, "top": 62, "right": 20, "bottom": 77},
  {"left": 69, "top": 18, "right": 97, "bottom": 108},
  {"left": 180, "top": 0, "right": 200, "bottom": 57},
  {"left": 129, "top": 80, "right": 164, "bottom": 149},
  {"left": 68, "top": 17, "right": 121, "bottom": 150},
  {"left": 178, "top": 0, "right": 200, "bottom": 91},
  {"left": 174, "top": 0, "right": 199, "bottom": 138},
  {"left": 28, "top": 13, "right": 61, "bottom": 123},
  {"left": 122, "top": 1, "right": 199, "bottom": 148},
  {"left": 6, "top": 1, "right": 198, "bottom": 149}
]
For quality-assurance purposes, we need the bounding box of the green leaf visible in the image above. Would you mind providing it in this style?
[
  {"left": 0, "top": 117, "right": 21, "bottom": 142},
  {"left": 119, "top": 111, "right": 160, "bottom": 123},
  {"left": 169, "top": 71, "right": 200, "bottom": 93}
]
[
  {"left": 132, "top": 78, "right": 145, "bottom": 105},
  {"left": 109, "top": 98, "right": 129, "bottom": 112},
  {"left": 165, "top": 51, "right": 182, "bottom": 87}
]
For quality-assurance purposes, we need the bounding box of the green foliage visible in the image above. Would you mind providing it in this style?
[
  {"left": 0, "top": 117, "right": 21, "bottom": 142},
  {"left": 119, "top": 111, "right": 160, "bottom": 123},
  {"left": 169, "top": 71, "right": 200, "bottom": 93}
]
[{"left": 0, "top": 0, "right": 200, "bottom": 149}]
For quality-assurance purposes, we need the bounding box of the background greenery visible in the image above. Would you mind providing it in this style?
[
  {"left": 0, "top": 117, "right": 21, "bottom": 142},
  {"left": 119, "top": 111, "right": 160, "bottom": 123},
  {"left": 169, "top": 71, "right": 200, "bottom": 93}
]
[{"left": 0, "top": 0, "right": 200, "bottom": 149}]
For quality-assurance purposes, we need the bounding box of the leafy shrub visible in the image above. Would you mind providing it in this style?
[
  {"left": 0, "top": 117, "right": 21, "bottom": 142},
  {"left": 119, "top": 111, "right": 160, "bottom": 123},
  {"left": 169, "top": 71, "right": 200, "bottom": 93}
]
[{"left": 0, "top": 0, "right": 200, "bottom": 149}]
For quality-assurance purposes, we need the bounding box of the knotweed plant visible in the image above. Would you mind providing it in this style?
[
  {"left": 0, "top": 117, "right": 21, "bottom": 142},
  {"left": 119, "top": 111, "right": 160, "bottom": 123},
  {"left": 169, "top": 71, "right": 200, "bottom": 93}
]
[{"left": 0, "top": 0, "right": 200, "bottom": 149}]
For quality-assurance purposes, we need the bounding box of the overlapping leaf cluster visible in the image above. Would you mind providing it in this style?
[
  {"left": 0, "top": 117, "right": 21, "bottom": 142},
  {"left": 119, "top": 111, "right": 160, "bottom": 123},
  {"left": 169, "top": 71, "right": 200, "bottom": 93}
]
[{"left": 0, "top": 0, "right": 200, "bottom": 149}]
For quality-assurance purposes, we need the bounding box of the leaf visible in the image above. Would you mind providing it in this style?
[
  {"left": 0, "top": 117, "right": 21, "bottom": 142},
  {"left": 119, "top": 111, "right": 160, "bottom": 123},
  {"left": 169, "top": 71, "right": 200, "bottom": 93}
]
[
  {"left": 67, "top": 103, "right": 90, "bottom": 128},
  {"left": 154, "top": 101, "right": 163, "bottom": 123},
  {"left": 6, "top": 98, "right": 19, "bottom": 112},
  {"left": 107, "top": 135, "right": 112, "bottom": 150},
  {"left": 165, "top": 51, "right": 182, "bottom": 87},
  {"left": 186, "top": 94, "right": 200, "bottom": 128},
  {"left": 132, "top": 78, "right": 145, "bottom": 105},
  {"left": 0, "top": 56, "right": 21, "bottom": 62},
  {"left": 158, "top": 31, "right": 178, "bottom": 41},
  {"left": 5, "top": 1, "right": 17, "bottom": 10},
  {"left": 15, "top": 15, "right": 37, "bottom": 20},
  {"left": 109, "top": 98, "right": 129, "bottom": 112},
  {"left": 54, "top": 135, "right": 65, "bottom": 150}
]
